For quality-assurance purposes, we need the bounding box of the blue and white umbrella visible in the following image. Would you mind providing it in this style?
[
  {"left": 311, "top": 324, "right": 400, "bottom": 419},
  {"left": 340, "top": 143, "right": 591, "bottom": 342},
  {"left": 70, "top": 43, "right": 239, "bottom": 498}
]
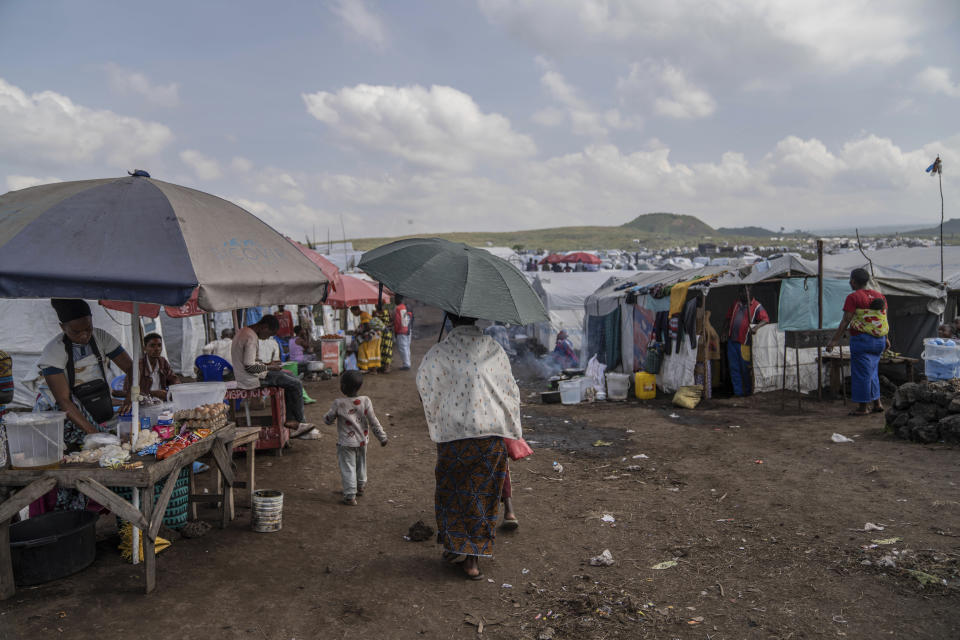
[{"left": 0, "top": 173, "right": 329, "bottom": 309}]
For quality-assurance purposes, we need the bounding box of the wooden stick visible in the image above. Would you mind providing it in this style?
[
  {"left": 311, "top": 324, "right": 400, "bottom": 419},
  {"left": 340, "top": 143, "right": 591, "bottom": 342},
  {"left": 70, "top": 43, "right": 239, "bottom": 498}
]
[
  {"left": 75, "top": 477, "right": 150, "bottom": 535},
  {"left": 149, "top": 465, "right": 182, "bottom": 540},
  {"left": 0, "top": 476, "right": 56, "bottom": 523}
]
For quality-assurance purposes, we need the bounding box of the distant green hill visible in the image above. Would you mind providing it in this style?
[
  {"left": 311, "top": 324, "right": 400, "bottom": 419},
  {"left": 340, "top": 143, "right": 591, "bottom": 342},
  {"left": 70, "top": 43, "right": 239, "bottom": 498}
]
[
  {"left": 906, "top": 218, "right": 960, "bottom": 236},
  {"left": 716, "top": 226, "right": 776, "bottom": 237},
  {"left": 351, "top": 213, "right": 790, "bottom": 252},
  {"left": 622, "top": 213, "right": 714, "bottom": 235}
]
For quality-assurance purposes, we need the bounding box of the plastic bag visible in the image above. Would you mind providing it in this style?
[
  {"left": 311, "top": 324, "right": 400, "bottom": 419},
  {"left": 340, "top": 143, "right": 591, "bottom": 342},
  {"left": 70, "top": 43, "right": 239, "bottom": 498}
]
[
  {"left": 585, "top": 355, "right": 607, "bottom": 393},
  {"left": 83, "top": 432, "right": 120, "bottom": 450},
  {"left": 504, "top": 437, "right": 534, "bottom": 461},
  {"left": 672, "top": 385, "right": 703, "bottom": 409}
]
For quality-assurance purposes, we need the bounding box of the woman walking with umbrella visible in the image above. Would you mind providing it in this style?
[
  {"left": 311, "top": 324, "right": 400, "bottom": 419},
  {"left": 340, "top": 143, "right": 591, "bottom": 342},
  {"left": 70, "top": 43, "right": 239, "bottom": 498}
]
[
  {"left": 416, "top": 314, "right": 521, "bottom": 579},
  {"left": 360, "top": 238, "right": 546, "bottom": 580}
]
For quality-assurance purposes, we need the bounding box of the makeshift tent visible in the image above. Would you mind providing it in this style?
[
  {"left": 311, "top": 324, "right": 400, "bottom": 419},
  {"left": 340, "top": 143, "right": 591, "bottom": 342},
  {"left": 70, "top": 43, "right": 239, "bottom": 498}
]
[
  {"left": 822, "top": 246, "right": 960, "bottom": 291},
  {"left": 529, "top": 272, "right": 614, "bottom": 357},
  {"left": 584, "top": 252, "right": 948, "bottom": 395}
]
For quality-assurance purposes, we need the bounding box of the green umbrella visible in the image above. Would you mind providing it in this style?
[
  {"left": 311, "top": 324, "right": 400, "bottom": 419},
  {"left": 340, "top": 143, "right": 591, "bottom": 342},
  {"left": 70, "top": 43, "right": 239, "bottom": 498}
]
[{"left": 358, "top": 238, "right": 548, "bottom": 325}]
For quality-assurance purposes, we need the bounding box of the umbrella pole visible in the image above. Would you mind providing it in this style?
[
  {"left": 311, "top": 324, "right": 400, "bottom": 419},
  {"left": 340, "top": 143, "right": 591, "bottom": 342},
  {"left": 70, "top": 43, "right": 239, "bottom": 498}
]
[{"left": 131, "top": 303, "right": 141, "bottom": 565}]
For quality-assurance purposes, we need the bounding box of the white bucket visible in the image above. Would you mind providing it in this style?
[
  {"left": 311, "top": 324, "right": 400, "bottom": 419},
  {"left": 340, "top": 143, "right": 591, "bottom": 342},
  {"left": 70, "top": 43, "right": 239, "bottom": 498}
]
[
  {"left": 559, "top": 380, "right": 581, "bottom": 405},
  {"left": 605, "top": 373, "right": 631, "bottom": 401},
  {"left": 251, "top": 490, "right": 284, "bottom": 533}
]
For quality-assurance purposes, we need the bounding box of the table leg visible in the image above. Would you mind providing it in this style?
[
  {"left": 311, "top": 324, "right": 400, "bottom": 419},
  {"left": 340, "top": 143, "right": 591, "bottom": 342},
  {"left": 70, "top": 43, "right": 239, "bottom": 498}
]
[
  {"left": 247, "top": 442, "right": 256, "bottom": 511},
  {"left": 141, "top": 487, "right": 156, "bottom": 594},
  {"left": 906, "top": 361, "right": 915, "bottom": 383},
  {"left": 830, "top": 362, "right": 842, "bottom": 397},
  {"left": 0, "top": 488, "right": 11, "bottom": 601},
  {"left": 188, "top": 462, "right": 198, "bottom": 521}
]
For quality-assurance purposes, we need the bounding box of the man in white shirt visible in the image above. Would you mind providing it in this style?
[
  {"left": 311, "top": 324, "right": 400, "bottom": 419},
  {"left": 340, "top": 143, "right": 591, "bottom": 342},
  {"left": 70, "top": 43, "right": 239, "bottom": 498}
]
[
  {"left": 232, "top": 315, "right": 315, "bottom": 438},
  {"left": 258, "top": 336, "right": 281, "bottom": 366},
  {"left": 201, "top": 329, "right": 234, "bottom": 364}
]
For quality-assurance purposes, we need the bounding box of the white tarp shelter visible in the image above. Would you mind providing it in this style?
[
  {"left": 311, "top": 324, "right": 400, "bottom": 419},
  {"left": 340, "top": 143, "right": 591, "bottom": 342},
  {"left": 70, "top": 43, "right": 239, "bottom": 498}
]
[{"left": 530, "top": 272, "right": 614, "bottom": 356}]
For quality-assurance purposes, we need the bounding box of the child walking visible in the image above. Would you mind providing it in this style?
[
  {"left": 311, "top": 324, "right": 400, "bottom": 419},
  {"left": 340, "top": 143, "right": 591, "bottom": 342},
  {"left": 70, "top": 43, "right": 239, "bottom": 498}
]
[{"left": 324, "top": 370, "right": 388, "bottom": 505}]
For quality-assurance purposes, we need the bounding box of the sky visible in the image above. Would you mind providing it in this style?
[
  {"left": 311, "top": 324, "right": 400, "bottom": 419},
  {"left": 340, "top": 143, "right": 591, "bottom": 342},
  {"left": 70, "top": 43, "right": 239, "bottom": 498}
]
[{"left": 1, "top": 0, "right": 958, "bottom": 241}]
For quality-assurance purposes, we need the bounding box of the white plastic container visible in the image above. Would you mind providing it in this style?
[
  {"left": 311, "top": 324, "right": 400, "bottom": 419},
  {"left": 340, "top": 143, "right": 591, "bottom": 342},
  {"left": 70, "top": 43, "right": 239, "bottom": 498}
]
[
  {"left": 168, "top": 382, "right": 227, "bottom": 411},
  {"left": 139, "top": 401, "right": 174, "bottom": 427},
  {"left": 605, "top": 373, "right": 631, "bottom": 401},
  {"left": 559, "top": 379, "right": 581, "bottom": 405},
  {"left": 921, "top": 338, "right": 960, "bottom": 381},
  {"left": 5, "top": 412, "right": 65, "bottom": 469},
  {"left": 578, "top": 376, "right": 594, "bottom": 397}
]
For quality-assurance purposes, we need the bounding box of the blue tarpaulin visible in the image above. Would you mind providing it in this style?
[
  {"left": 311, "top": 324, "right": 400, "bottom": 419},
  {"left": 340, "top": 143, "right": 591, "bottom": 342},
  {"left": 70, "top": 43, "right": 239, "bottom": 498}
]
[{"left": 778, "top": 277, "right": 850, "bottom": 331}]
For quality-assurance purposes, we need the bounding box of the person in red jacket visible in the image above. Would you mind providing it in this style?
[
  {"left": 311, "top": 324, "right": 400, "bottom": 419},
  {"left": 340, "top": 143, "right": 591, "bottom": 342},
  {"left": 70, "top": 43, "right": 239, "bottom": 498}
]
[
  {"left": 392, "top": 295, "right": 414, "bottom": 370},
  {"left": 275, "top": 305, "right": 295, "bottom": 339},
  {"left": 724, "top": 286, "right": 769, "bottom": 396}
]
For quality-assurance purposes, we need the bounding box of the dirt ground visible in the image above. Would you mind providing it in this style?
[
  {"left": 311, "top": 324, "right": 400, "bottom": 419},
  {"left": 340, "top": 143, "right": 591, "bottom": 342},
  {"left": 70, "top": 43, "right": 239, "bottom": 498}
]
[{"left": 2, "top": 306, "right": 959, "bottom": 639}]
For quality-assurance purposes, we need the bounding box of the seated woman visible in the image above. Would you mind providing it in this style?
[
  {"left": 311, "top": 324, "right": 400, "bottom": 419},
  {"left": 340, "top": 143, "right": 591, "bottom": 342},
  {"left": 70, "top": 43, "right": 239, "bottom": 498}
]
[
  {"left": 552, "top": 330, "right": 579, "bottom": 369},
  {"left": 288, "top": 325, "right": 315, "bottom": 363},
  {"left": 124, "top": 333, "right": 179, "bottom": 401}
]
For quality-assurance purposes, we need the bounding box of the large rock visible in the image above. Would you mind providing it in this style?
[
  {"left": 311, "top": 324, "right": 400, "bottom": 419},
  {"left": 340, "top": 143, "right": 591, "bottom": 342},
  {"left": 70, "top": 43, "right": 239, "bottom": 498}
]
[
  {"left": 948, "top": 398, "right": 960, "bottom": 414},
  {"left": 886, "top": 408, "right": 909, "bottom": 429},
  {"left": 912, "top": 421, "right": 941, "bottom": 444},
  {"left": 909, "top": 402, "right": 941, "bottom": 423},
  {"left": 938, "top": 415, "right": 960, "bottom": 443},
  {"left": 932, "top": 390, "right": 953, "bottom": 408},
  {"left": 894, "top": 383, "right": 919, "bottom": 409}
]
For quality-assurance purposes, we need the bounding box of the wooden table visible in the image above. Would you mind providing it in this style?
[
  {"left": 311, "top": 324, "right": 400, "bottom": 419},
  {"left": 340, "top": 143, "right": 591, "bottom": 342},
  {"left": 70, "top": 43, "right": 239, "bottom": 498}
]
[
  {"left": 190, "top": 426, "right": 260, "bottom": 521},
  {"left": 819, "top": 351, "right": 919, "bottom": 396},
  {"left": 0, "top": 425, "right": 238, "bottom": 599}
]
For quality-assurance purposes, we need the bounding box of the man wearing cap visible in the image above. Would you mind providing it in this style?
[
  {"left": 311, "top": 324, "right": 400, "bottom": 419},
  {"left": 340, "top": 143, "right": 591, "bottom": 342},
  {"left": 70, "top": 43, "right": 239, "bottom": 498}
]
[{"left": 39, "top": 299, "right": 134, "bottom": 450}]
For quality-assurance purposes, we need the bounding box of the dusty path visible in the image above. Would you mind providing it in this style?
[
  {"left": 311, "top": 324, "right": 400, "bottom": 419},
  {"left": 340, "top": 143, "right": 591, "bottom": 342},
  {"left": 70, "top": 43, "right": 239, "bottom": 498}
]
[{"left": 2, "top": 306, "right": 958, "bottom": 639}]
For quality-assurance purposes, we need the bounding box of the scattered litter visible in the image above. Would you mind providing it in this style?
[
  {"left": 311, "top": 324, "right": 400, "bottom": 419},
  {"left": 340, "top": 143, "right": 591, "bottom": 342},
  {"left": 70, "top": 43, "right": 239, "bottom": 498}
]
[
  {"left": 501, "top": 583, "right": 513, "bottom": 589},
  {"left": 876, "top": 554, "right": 897, "bottom": 568},
  {"left": 717, "top": 518, "right": 734, "bottom": 522},
  {"left": 668, "top": 413, "right": 679, "bottom": 419},
  {"left": 603, "top": 475, "right": 620, "bottom": 481},
  {"left": 522, "top": 568, "right": 530, "bottom": 575},
  {"left": 589, "top": 549, "right": 615, "bottom": 566},
  {"left": 487, "top": 578, "right": 494, "bottom": 583},
  {"left": 650, "top": 560, "right": 678, "bottom": 570},
  {"left": 728, "top": 425, "right": 741, "bottom": 429},
  {"left": 402, "top": 536, "right": 411, "bottom": 541},
  {"left": 632, "top": 454, "right": 649, "bottom": 459},
  {"left": 754, "top": 459, "right": 764, "bottom": 464},
  {"left": 863, "top": 522, "right": 885, "bottom": 532},
  {"left": 592, "top": 440, "right": 613, "bottom": 447},
  {"left": 625, "top": 429, "right": 635, "bottom": 433},
  {"left": 667, "top": 487, "right": 680, "bottom": 492},
  {"left": 907, "top": 569, "right": 946, "bottom": 586},
  {"left": 624, "top": 465, "right": 642, "bottom": 471},
  {"left": 600, "top": 514, "right": 616, "bottom": 523},
  {"left": 537, "top": 627, "right": 555, "bottom": 640},
  {"left": 872, "top": 537, "right": 902, "bottom": 545},
  {"left": 831, "top": 433, "right": 855, "bottom": 444},
  {"left": 688, "top": 616, "right": 705, "bottom": 625},
  {"left": 552, "top": 462, "right": 564, "bottom": 473}
]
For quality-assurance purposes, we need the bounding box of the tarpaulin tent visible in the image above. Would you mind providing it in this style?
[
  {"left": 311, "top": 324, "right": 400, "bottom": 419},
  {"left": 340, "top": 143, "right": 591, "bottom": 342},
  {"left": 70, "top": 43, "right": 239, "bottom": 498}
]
[
  {"left": 529, "top": 272, "right": 615, "bottom": 357},
  {"left": 584, "top": 252, "right": 948, "bottom": 395}
]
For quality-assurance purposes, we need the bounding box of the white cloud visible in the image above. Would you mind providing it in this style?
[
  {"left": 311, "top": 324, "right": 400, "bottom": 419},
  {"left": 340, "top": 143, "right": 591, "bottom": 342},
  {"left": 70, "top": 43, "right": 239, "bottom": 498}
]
[
  {"left": 302, "top": 84, "right": 536, "bottom": 171},
  {"left": 106, "top": 64, "right": 180, "bottom": 108},
  {"left": 254, "top": 169, "right": 304, "bottom": 202},
  {"left": 618, "top": 60, "right": 716, "bottom": 119},
  {"left": 533, "top": 59, "right": 640, "bottom": 135},
  {"left": 915, "top": 66, "right": 960, "bottom": 98},
  {"left": 5, "top": 175, "right": 62, "bottom": 192},
  {"left": 479, "top": 0, "right": 925, "bottom": 72},
  {"left": 179, "top": 149, "right": 222, "bottom": 180},
  {"left": 331, "top": 0, "right": 387, "bottom": 49},
  {"left": 0, "top": 77, "right": 173, "bottom": 167},
  {"left": 230, "top": 156, "right": 253, "bottom": 173}
]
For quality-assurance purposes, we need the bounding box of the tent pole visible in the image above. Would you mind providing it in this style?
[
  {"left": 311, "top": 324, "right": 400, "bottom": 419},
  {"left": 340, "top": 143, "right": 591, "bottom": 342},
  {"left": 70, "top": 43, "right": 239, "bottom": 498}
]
[
  {"left": 131, "top": 303, "right": 141, "bottom": 566},
  {"left": 817, "top": 239, "right": 823, "bottom": 401}
]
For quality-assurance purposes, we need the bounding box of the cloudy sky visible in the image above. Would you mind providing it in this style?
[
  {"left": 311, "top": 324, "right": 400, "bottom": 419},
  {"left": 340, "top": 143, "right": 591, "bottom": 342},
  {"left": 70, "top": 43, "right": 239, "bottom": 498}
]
[{"left": 1, "top": 1, "right": 958, "bottom": 240}]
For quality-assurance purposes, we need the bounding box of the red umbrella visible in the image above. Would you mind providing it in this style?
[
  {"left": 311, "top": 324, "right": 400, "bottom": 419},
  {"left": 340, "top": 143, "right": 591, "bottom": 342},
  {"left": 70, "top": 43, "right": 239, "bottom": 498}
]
[
  {"left": 563, "top": 252, "right": 601, "bottom": 264},
  {"left": 538, "top": 253, "right": 567, "bottom": 265},
  {"left": 100, "top": 289, "right": 203, "bottom": 318},
  {"left": 325, "top": 274, "right": 392, "bottom": 308},
  {"left": 289, "top": 240, "right": 340, "bottom": 287}
]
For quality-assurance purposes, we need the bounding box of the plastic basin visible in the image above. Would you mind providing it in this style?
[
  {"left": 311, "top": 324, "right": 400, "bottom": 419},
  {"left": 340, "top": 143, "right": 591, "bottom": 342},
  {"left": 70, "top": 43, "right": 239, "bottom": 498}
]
[
  {"left": 4, "top": 411, "right": 65, "bottom": 470},
  {"left": 10, "top": 511, "right": 97, "bottom": 585}
]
